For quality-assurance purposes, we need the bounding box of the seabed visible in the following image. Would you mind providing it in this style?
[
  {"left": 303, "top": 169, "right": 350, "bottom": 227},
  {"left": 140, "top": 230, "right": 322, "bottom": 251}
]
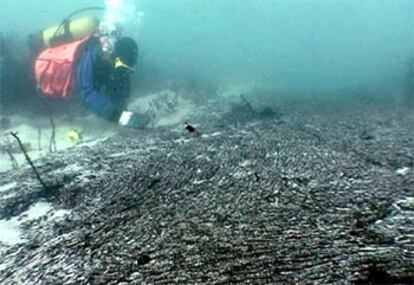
[{"left": 0, "top": 91, "right": 413, "bottom": 284}]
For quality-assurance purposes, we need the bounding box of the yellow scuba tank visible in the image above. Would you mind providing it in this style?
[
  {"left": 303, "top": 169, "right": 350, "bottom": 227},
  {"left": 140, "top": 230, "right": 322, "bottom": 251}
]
[{"left": 29, "top": 16, "right": 99, "bottom": 51}]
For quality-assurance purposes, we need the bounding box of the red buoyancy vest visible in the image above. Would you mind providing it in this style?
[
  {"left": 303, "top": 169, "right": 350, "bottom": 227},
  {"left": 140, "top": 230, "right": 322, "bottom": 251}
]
[{"left": 34, "top": 36, "right": 90, "bottom": 98}]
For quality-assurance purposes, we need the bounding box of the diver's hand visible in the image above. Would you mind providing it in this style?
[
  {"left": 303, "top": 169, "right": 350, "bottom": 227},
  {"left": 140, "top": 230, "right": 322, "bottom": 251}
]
[{"left": 118, "top": 111, "right": 151, "bottom": 129}]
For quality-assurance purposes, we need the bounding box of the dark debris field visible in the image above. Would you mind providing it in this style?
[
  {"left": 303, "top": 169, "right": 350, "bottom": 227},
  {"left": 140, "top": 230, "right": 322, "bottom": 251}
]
[{"left": 0, "top": 98, "right": 413, "bottom": 284}]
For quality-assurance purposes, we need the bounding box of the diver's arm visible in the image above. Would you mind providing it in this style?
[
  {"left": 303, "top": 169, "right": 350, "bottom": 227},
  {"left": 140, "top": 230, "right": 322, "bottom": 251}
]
[
  {"left": 107, "top": 67, "right": 131, "bottom": 111},
  {"left": 76, "top": 39, "right": 149, "bottom": 128},
  {"left": 77, "top": 85, "right": 122, "bottom": 121},
  {"left": 75, "top": 40, "right": 122, "bottom": 121}
]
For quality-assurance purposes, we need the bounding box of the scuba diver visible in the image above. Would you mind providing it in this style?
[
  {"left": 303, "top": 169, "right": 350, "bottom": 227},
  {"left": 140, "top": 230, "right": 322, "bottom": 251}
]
[{"left": 30, "top": 13, "right": 151, "bottom": 129}]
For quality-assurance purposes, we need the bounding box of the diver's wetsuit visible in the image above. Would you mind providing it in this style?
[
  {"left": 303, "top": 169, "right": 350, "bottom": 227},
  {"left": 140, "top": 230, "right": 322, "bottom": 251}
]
[{"left": 75, "top": 37, "right": 130, "bottom": 122}]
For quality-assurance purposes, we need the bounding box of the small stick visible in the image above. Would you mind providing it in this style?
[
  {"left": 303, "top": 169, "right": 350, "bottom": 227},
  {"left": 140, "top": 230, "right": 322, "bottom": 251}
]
[
  {"left": 6, "top": 149, "right": 18, "bottom": 169},
  {"left": 10, "top": 132, "right": 48, "bottom": 190},
  {"left": 38, "top": 128, "right": 42, "bottom": 151},
  {"left": 38, "top": 93, "right": 56, "bottom": 152},
  {"left": 48, "top": 111, "right": 57, "bottom": 153}
]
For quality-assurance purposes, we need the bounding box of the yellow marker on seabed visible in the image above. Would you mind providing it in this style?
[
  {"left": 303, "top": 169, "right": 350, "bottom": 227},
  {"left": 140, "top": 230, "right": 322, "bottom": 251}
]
[{"left": 67, "top": 129, "right": 83, "bottom": 143}]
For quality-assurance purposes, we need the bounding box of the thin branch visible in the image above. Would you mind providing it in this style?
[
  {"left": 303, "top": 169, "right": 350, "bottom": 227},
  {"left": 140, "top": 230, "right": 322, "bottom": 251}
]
[
  {"left": 10, "top": 131, "right": 49, "bottom": 190},
  {"left": 48, "top": 112, "right": 57, "bottom": 153},
  {"left": 39, "top": 95, "right": 57, "bottom": 153},
  {"left": 38, "top": 128, "right": 42, "bottom": 151},
  {"left": 5, "top": 149, "right": 19, "bottom": 169}
]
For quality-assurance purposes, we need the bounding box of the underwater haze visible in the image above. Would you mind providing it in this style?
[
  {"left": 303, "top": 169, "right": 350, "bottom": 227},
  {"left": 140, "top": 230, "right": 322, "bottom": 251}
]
[
  {"left": 1, "top": 0, "right": 413, "bottom": 95},
  {"left": 1, "top": 1, "right": 414, "bottom": 283}
]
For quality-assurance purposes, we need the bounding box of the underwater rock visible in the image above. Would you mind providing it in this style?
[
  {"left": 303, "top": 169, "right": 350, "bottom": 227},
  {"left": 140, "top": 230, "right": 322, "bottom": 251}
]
[
  {"left": 258, "top": 106, "right": 280, "bottom": 119},
  {"left": 359, "top": 129, "right": 374, "bottom": 140},
  {"left": 396, "top": 167, "right": 410, "bottom": 176},
  {"left": 220, "top": 94, "right": 281, "bottom": 124}
]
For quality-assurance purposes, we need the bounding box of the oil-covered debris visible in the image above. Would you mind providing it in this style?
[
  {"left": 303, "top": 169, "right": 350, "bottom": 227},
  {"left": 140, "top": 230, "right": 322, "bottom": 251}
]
[
  {"left": 0, "top": 100, "right": 413, "bottom": 284},
  {"left": 184, "top": 123, "right": 196, "bottom": 133}
]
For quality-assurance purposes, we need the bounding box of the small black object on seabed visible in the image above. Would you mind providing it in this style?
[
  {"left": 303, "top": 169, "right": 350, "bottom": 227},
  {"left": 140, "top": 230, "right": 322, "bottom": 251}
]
[{"left": 185, "top": 123, "right": 196, "bottom": 133}]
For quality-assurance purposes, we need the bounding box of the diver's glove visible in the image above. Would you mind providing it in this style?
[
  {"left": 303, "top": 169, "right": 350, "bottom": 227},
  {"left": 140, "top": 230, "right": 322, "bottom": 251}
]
[{"left": 118, "top": 111, "right": 151, "bottom": 129}]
